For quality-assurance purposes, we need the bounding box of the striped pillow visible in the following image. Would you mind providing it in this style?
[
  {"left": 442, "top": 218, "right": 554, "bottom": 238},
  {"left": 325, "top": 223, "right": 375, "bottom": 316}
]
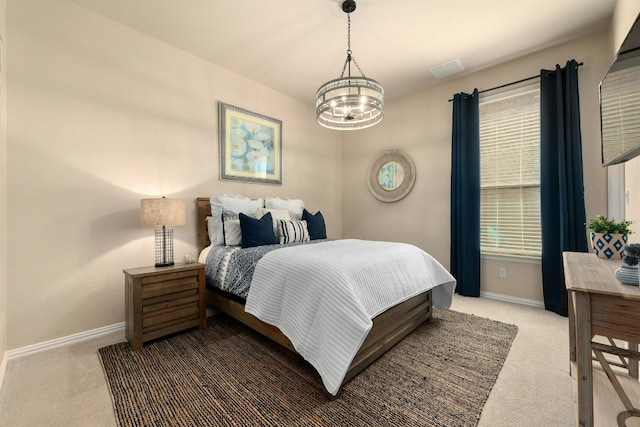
[{"left": 278, "top": 219, "right": 310, "bottom": 244}]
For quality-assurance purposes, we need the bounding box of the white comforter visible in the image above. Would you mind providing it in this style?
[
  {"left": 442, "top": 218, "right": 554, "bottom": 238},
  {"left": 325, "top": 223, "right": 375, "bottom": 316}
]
[{"left": 244, "top": 239, "right": 456, "bottom": 396}]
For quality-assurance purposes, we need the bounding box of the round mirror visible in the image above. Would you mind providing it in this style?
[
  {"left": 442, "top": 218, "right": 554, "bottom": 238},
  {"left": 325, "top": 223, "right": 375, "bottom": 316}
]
[{"left": 367, "top": 149, "right": 416, "bottom": 202}]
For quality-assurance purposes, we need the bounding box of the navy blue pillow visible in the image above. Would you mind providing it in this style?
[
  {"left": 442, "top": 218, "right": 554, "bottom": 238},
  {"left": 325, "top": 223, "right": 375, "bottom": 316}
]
[
  {"left": 239, "top": 212, "right": 277, "bottom": 248},
  {"left": 302, "top": 209, "right": 327, "bottom": 240}
]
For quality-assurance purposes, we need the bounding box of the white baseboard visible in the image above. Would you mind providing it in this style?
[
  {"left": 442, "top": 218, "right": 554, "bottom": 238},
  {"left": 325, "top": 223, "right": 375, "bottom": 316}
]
[
  {"left": 480, "top": 291, "right": 545, "bottom": 309},
  {"left": 4, "top": 322, "right": 125, "bottom": 361},
  {"left": 0, "top": 323, "right": 123, "bottom": 391},
  {"left": 2, "top": 293, "right": 542, "bottom": 362},
  {"left": 0, "top": 293, "right": 542, "bottom": 389}
]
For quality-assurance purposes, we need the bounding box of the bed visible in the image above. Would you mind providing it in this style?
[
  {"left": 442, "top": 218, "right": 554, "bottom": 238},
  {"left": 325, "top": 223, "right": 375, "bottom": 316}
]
[{"left": 196, "top": 197, "right": 456, "bottom": 396}]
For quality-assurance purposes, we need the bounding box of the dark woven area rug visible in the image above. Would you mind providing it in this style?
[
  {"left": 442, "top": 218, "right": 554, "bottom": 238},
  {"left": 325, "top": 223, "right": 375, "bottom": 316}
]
[{"left": 99, "top": 309, "right": 517, "bottom": 427}]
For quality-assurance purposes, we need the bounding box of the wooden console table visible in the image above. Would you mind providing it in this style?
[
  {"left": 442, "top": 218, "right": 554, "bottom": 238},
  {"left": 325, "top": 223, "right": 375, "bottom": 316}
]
[{"left": 564, "top": 252, "right": 640, "bottom": 426}]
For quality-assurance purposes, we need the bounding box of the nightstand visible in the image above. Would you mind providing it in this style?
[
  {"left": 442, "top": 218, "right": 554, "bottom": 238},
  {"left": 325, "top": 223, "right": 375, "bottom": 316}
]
[{"left": 124, "top": 262, "right": 206, "bottom": 350}]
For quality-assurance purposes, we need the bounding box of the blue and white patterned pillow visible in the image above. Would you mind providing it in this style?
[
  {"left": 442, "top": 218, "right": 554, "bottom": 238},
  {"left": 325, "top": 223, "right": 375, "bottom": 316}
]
[{"left": 278, "top": 219, "right": 310, "bottom": 244}]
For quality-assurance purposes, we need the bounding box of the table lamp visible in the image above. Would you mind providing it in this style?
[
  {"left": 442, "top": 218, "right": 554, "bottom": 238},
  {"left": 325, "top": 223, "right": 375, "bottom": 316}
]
[{"left": 140, "top": 197, "right": 186, "bottom": 267}]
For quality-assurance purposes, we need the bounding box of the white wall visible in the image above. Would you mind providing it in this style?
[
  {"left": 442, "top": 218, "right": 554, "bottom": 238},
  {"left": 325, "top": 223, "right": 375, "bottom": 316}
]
[
  {"left": 341, "top": 31, "right": 611, "bottom": 303},
  {"left": 0, "top": 0, "right": 8, "bottom": 371},
  {"left": 612, "top": 0, "right": 640, "bottom": 49},
  {"left": 6, "top": 0, "right": 342, "bottom": 350}
]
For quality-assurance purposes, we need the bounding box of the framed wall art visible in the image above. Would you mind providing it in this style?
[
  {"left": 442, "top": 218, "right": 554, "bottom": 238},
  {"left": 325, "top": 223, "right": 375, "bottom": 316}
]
[{"left": 219, "top": 102, "right": 282, "bottom": 184}]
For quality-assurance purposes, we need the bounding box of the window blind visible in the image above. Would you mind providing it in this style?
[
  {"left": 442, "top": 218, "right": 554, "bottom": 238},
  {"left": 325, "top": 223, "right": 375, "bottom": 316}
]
[
  {"left": 479, "top": 85, "right": 541, "bottom": 257},
  {"left": 601, "top": 65, "right": 640, "bottom": 164}
]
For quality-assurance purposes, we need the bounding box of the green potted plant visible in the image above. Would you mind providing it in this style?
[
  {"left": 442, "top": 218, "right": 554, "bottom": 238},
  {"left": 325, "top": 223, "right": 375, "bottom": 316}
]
[{"left": 586, "top": 215, "right": 634, "bottom": 259}]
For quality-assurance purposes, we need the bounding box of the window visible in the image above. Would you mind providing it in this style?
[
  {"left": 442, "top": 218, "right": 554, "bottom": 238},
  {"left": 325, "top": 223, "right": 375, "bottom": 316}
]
[{"left": 479, "top": 84, "right": 541, "bottom": 257}]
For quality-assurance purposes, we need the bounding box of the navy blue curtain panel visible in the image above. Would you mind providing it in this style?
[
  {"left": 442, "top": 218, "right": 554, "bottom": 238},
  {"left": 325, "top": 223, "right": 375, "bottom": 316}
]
[
  {"left": 450, "top": 89, "right": 481, "bottom": 297},
  {"left": 540, "top": 60, "right": 588, "bottom": 316}
]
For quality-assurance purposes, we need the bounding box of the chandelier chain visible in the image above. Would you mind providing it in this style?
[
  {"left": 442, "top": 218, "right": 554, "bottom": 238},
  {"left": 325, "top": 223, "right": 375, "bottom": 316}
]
[
  {"left": 351, "top": 57, "right": 365, "bottom": 77},
  {"left": 339, "top": 12, "right": 366, "bottom": 78},
  {"left": 348, "top": 13, "right": 352, "bottom": 54}
]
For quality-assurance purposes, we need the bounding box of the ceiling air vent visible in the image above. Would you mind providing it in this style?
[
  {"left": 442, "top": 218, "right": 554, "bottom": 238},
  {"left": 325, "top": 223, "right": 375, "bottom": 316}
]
[{"left": 429, "top": 58, "right": 465, "bottom": 79}]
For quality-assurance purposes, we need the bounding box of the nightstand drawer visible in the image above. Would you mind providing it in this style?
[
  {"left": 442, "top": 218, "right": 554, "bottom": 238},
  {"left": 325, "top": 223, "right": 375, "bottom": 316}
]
[
  {"left": 142, "top": 271, "right": 199, "bottom": 299},
  {"left": 143, "top": 304, "right": 200, "bottom": 331},
  {"left": 143, "top": 294, "right": 199, "bottom": 314}
]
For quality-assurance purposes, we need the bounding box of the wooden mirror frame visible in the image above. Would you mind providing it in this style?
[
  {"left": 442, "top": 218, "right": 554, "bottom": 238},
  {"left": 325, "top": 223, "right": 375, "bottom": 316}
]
[{"left": 367, "top": 149, "right": 416, "bottom": 203}]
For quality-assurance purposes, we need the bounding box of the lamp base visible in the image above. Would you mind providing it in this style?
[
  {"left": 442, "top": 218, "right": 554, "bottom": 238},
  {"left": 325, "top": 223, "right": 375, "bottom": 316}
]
[
  {"left": 154, "top": 228, "right": 175, "bottom": 267},
  {"left": 155, "top": 261, "right": 175, "bottom": 268}
]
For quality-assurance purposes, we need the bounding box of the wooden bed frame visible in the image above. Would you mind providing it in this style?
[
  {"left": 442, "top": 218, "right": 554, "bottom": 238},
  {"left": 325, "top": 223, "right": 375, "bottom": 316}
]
[{"left": 196, "top": 197, "right": 432, "bottom": 394}]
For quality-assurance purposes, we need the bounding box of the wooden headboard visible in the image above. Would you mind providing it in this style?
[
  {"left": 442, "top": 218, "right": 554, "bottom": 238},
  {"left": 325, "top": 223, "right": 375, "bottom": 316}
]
[{"left": 196, "top": 197, "right": 212, "bottom": 254}]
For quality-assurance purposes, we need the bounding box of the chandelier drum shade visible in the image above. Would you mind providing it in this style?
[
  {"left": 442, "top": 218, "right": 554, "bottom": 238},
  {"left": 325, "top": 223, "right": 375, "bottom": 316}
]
[{"left": 316, "top": 0, "right": 384, "bottom": 130}]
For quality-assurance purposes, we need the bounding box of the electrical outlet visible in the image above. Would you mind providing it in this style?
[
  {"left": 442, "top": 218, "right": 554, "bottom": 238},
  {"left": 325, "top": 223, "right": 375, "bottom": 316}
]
[{"left": 499, "top": 268, "right": 506, "bottom": 278}]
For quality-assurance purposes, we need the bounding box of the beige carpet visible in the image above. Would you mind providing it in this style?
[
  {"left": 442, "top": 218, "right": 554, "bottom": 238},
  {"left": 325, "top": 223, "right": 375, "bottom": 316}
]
[
  {"left": 0, "top": 295, "right": 577, "bottom": 426},
  {"left": 98, "top": 309, "right": 517, "bottom": 426}
]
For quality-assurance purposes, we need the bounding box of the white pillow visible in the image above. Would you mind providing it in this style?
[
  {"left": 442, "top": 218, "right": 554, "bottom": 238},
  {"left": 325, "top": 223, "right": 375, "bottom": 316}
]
[
  {"left": 222, "top": 210, "right": 242, "bottom": 246},
  {"left": 255, "top": 207, "right": 291, "bottom": 221},
  {"left": 206, "top": 216, "right": 216, "bottom": 245},
  {"left": 265, "top": 196, "right": 305, "bottom": 220},
  {"left": 255, "top": 207, "right": 291, "bottom": 239},
  {"left": 278, "top": 219, "right": 310, "bottom": 244},
  {"left": 209, "top": 194, "right": 264, "bottom": 246}
]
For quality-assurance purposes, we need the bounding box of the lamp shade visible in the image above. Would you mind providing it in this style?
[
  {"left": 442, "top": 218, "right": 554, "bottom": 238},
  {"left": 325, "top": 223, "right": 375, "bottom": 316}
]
[{"left": 140, "top": 198, "right": 186, "bottom": 227}]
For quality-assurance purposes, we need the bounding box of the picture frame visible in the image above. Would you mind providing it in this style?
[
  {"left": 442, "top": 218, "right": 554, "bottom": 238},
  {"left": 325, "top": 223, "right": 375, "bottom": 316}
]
[{"left": 218, "top": 102, "right": 282, "bottom": 184}]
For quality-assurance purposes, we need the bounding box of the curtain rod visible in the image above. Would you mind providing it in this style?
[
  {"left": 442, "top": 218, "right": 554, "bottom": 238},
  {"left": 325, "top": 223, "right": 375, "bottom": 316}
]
[{"left": 447, "top": 62, "right": 583, "bottom": 102}]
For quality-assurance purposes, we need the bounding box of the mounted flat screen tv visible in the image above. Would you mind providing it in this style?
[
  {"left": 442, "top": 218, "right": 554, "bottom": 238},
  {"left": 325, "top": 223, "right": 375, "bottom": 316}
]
[{"left": 600, "top": 13, "right": 640, "bottom": 166}]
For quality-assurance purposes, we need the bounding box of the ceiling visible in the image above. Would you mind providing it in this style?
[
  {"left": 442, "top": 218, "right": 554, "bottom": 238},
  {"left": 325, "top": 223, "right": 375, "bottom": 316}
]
[{"left": 69, "top": 0, "right": 617, "bottom": 104}]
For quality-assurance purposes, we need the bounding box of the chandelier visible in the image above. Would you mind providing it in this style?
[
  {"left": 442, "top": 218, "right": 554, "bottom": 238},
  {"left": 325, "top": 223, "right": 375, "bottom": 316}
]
[{"left": 315, "top": 0, "right": 384, "bottom": 130}]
